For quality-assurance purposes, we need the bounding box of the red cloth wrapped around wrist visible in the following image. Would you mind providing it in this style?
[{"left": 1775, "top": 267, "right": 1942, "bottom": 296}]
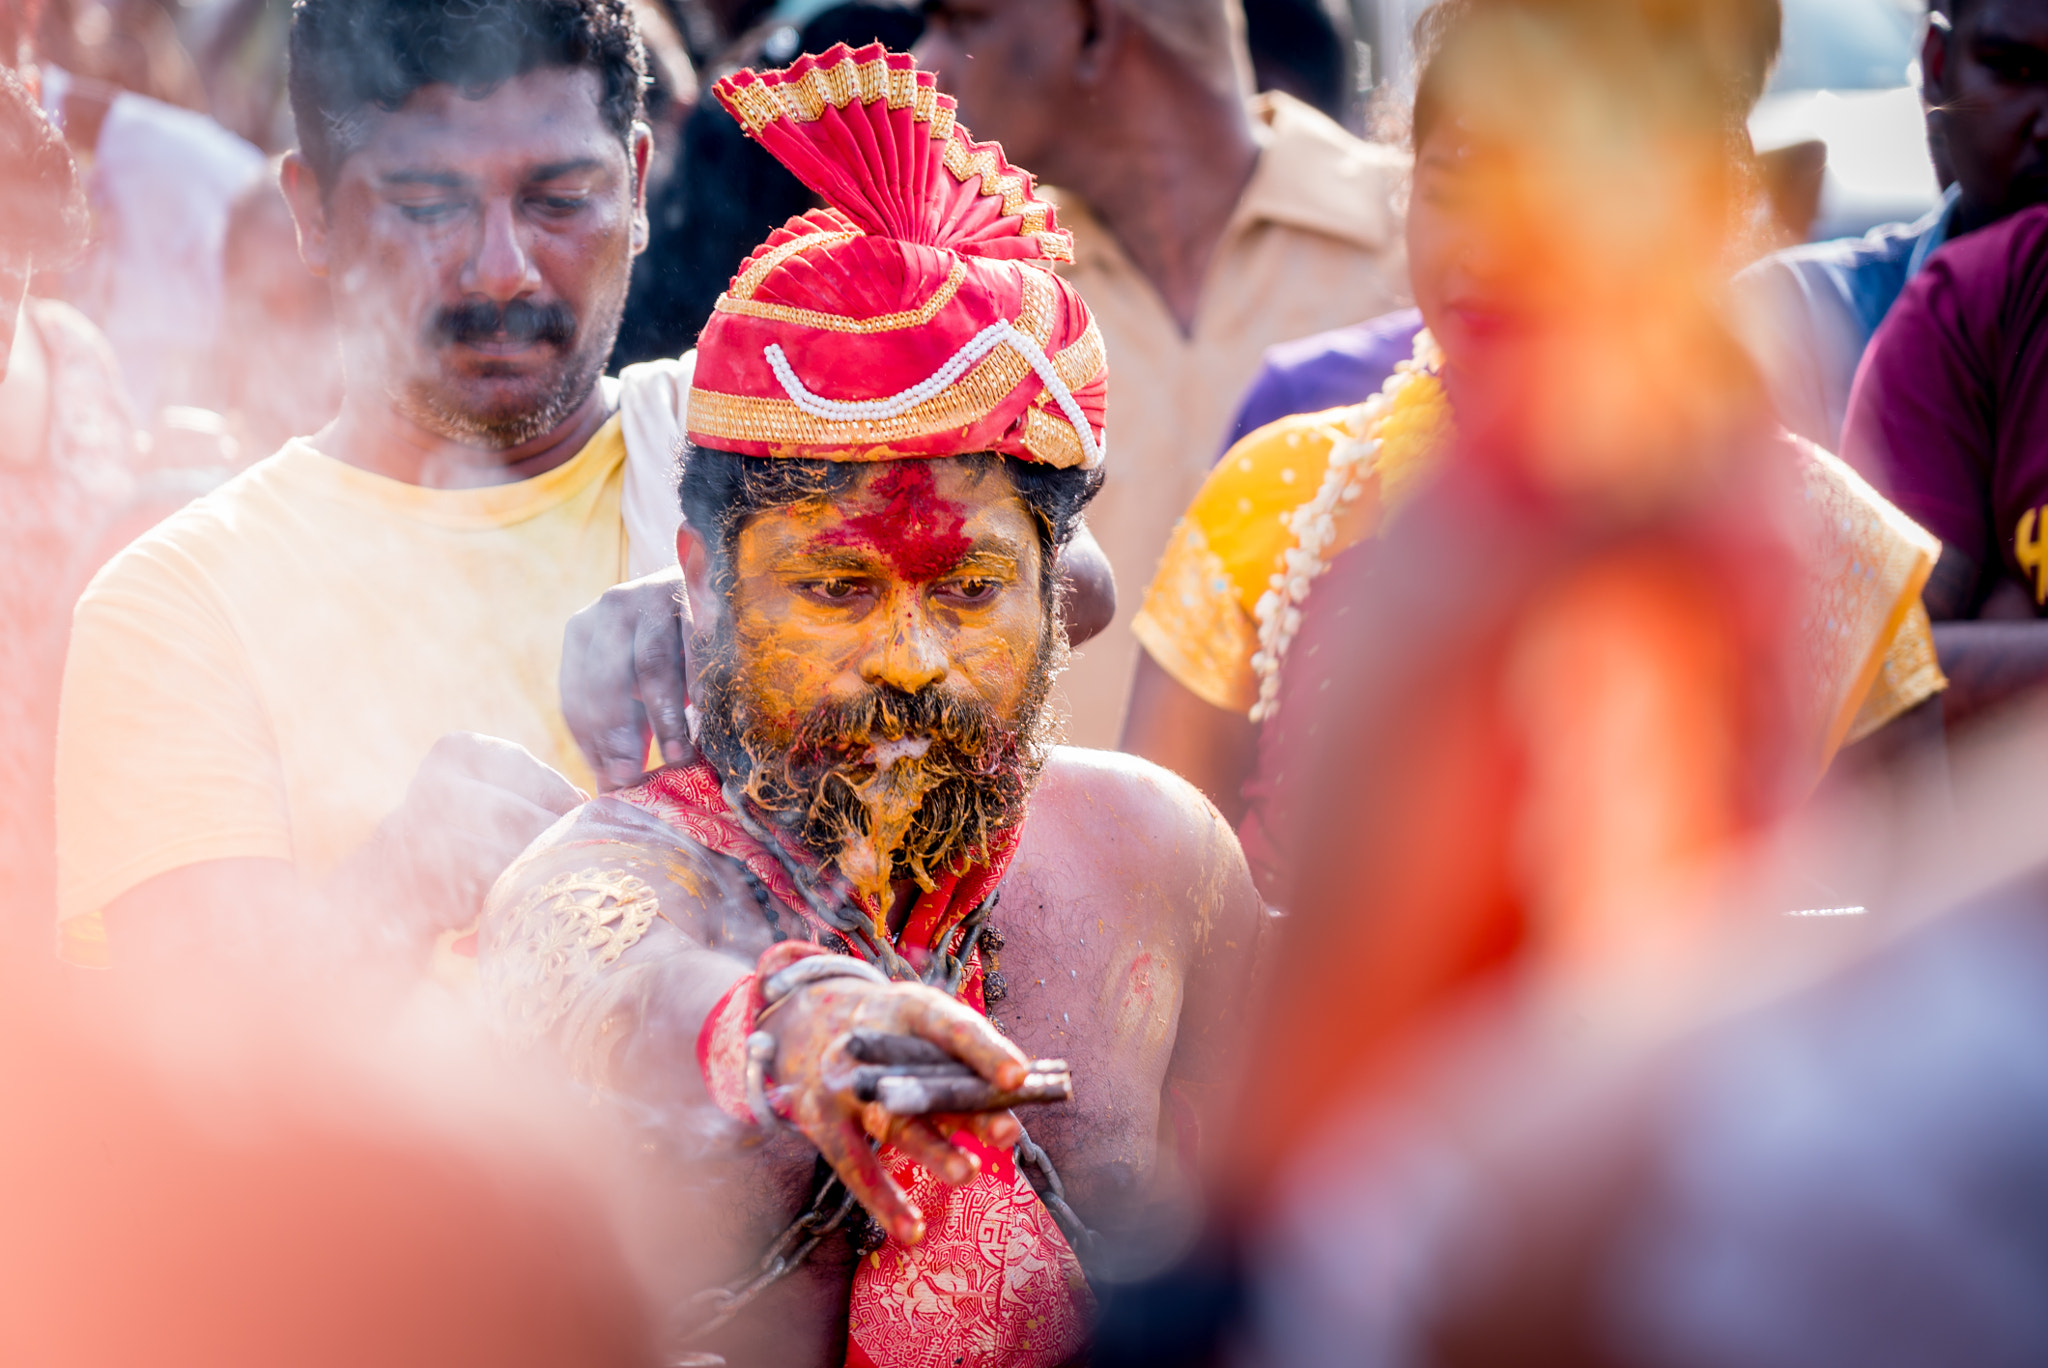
[{"left": 696, "top": 940, "right": 828, "bottom": 1122}]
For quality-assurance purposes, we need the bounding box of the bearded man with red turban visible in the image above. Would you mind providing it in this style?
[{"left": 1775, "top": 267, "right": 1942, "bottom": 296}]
[{"left": 475, "top": 46, "right": 1259, "bottom": 1368}]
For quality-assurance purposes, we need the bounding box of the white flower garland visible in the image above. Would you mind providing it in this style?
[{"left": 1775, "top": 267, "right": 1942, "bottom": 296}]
[{"left": 1248, "top": 328, "right": 1444, "bottom": 722}]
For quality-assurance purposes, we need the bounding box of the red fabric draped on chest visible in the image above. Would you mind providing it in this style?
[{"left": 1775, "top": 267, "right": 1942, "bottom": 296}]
[{"left": 618, "top": 762, "right": 1091, "bottom": 1368}]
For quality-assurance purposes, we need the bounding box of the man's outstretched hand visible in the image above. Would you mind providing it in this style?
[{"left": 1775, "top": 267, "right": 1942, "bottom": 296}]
[
  {"left": 364, "top": 732, "right": 586, "bottom": 935},
  {"left": 562, "top": 568, "right": 696, "bottom": 792},
  {"left": 763, "top": 976, "right": 1032, "bottom": 1246}
]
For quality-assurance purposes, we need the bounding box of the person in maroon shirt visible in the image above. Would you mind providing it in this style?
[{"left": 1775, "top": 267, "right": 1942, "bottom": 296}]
[{"left": 1842, "top": 201, "right": 2048, "bottom": 724}]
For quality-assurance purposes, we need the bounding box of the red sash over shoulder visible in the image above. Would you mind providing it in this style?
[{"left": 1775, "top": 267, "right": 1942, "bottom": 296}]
[{"left": 618, "top": 762, "right": 1090, "bottom": 1368}]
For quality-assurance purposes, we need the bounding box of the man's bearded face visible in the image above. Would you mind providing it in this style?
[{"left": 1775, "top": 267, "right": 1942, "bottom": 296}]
[
  {"left": 692, "top": 459, "right": 1062, "bottom": 904},
  {"left": 312, "top": 66, "right": 642, "bottom": 451}
]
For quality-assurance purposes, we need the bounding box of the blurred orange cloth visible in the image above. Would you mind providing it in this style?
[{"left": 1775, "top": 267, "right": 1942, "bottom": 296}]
[
  {"left": 0, "top": 969, "right": 654, "bottom": 1368},
  {"left": 53, "top": 420, "right": 630, "bottom": 963},
  {"left": 1043, "top": 92, "right": 1410, "bottom": 747},
  {"left": 1229, "top": 411, "right": 1820, "bottom": 1186}
]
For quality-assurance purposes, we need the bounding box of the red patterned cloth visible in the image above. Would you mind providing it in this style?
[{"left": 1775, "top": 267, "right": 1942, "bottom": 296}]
[
  {"left": 846, "top": 1135, "right": 1091, "bottom": 1368},
  {"left": 617, "top": 761, "right": 1089, "bottom": 1368},
  {"left": 689, "top": 44, "right": 1107, "bottom": 473}
]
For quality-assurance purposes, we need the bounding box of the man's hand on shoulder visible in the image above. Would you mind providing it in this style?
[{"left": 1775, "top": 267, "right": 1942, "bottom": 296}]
[{"left": 560, "top": 568, "right": 697, "bottom": 792}]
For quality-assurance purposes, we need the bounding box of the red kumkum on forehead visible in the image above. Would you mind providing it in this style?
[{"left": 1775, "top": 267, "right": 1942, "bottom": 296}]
[{"left": 823, "top": 463, "right": 976, "bottom": 581}]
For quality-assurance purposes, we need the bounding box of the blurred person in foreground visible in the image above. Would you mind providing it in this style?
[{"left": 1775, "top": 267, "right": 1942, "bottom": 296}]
[
  {"left": 1120, "top": 0, "right": 1944, "bottom": 903},
  {"left": 1231, "top": 815, "right": 2048, "bottom": 1366},
  {"left": 475, "top": 46, "right": 1259, "bottom": 1368},
  {"left": 0, "top": 940, "right": 659, "bottom": 1367},
  {"left": 1732, "top": 0, "right": 2048, "bottom": 452},
  {"left": 1225, "top": 710, "right": 2048, "bottom": 1367},
  {"left": 915, "top": 0, "right": 1410, "bottom": 747},
  {"left": 1841, "top": 202, "right": 2048, "bottom": 727},
  {"left": 1244, "top": 0, "right": 1812, "bottom": 1137},
  {"left": 1100, "top": 2, "right": 1849, "bottom": 1356},
  {"left": 1136, "top": 0, "right": 1838, "bottom": 1343},
  {"left": 0, "top": 61, "right": 139, "bottom": 952}
]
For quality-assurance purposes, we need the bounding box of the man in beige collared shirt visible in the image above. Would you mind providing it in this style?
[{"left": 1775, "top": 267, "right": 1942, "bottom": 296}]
[{"left": 920, "top": 0, "right": 1408, "bottom": 747}]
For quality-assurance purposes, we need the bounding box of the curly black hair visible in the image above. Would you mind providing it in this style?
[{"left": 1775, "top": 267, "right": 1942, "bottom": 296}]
[
  {"left": 287, "top": 0, "right": 647, "bottom": 189},
  {"left": 678, "top": 443, "right": 1102, "bottom": 605},
  {"left": 0, "top": 64, "right": 87, "bottom": 267}
]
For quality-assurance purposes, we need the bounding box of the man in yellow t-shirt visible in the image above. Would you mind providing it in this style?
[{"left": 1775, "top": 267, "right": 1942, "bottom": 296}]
[{"left": 54, "top": 0, "right": 664, "bottom": 965}]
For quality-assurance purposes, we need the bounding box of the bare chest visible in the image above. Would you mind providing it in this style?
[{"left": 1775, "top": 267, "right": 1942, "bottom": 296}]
[{"left": 974, "top": 862, "right": 1194, "bottom": 1214}]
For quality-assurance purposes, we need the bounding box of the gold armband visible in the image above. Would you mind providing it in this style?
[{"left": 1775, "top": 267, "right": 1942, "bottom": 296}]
[{"left": 481, "top": 867, "right": 663, "bottom": 1051}]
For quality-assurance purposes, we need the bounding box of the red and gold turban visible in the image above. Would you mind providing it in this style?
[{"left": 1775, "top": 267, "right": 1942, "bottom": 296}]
[{"left": 687, "top": 45, "right": 1107, "bottom": 472}]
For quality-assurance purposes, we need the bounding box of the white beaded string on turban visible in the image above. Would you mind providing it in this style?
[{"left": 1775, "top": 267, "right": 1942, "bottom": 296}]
[{"left": 763, "top": 321, "right": 1103, "bottom": 469}]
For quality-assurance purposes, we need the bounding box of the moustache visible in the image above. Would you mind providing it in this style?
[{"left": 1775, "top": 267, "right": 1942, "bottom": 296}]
[
  {"left": 429, "top": 298, "right": 578, "bottom": 349},
  {"left": 785, "top": 686, "right": 1009, "bottom": 777}
]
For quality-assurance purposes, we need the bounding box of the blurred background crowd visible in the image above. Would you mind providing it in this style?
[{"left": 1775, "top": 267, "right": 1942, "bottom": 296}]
[
  {"left": 11, "top": 0, "right": 2048, "bottom": 1365},
  {"left": 0, "top": 0, "right": 1947, "bottom": 927},
  {"left": 0, "top": 0, "right": 1948, "bottom": 459}
]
